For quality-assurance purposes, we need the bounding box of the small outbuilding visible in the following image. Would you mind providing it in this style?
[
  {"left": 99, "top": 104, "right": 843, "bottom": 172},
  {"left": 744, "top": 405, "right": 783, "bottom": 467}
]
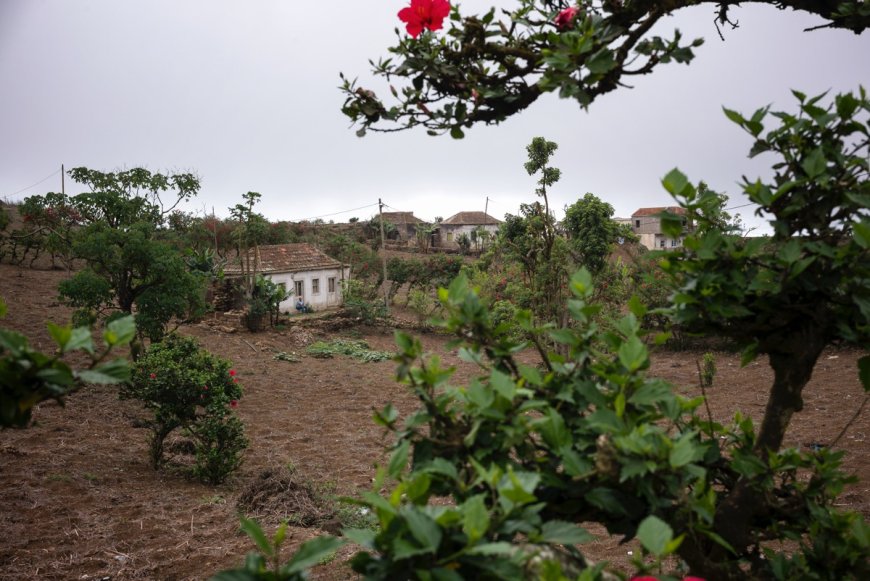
[{"left": 224, "top": 243, "right": 350, "bottom": 312}]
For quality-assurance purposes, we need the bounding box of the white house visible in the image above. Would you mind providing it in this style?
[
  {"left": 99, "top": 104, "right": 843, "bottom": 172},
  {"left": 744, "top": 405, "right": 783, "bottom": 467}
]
[
  {"left": 225, "top": 243, "right": 350, "bottom": 312},
  {"left": 630, "top": 207, "right": 690, "bottom": 251},
  {"left": 437, "top": 211, "right": 502, "bottom": 249}
]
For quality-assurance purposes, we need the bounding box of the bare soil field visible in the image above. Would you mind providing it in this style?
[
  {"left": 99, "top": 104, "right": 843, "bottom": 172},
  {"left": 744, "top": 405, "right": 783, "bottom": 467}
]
[{"left": 0, "top": 262, "right": 867, "bottom": 580}]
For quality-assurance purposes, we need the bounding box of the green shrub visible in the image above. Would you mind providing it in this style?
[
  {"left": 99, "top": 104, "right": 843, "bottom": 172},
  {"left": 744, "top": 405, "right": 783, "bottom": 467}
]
[
  {"left": 124, "top": 334, "right": 247, "bottom": 483},
  {"left": 699, "top": 353, "right": 716, "bottom": 387}
]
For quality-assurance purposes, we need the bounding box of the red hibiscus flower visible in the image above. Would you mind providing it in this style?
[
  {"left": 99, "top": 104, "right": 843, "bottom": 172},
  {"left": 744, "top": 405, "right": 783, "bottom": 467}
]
[
  {"left": 229, "top": 369, "right": 236, "bottom": 376},
  {"left": 230, "top": 400, "right": 238, "bottom": 408},
  {"left": 555, "top": 6, "right": 580, "bottom": 30},
  {"left": 398, "top": 0, "right": 451, "bottom": 39},
  {"left": 149, "top": 373, "right": 156, "bottom": 379}
]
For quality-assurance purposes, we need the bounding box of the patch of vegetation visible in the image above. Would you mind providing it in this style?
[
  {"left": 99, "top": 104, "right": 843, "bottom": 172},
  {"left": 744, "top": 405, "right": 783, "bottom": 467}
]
[
  {"left": 272, "top": 351, "right": 301, "bottom": 363},
  {"left": 123, "top": 334, "right": 247, "bottom": 484},
  {"left": 306, "top": 339, "right": 393, "bottom": 362}
]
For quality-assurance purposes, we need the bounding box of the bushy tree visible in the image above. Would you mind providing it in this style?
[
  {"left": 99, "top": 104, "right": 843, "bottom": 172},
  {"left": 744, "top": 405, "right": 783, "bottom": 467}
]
[
  {"left": 57, "top": 168, "right": 206, "bottom": 350},
  {"left": 562, "top": 193, "right": 620, "bottom": 273}
]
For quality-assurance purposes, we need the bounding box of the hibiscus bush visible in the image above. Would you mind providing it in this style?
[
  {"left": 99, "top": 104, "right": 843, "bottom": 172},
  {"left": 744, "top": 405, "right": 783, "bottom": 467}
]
[
  {"left": 124, "top": 334, "right": 247, "bottom": 483},
  {"left": 341, "top": 0, "right": 869, "bottom": 137}
]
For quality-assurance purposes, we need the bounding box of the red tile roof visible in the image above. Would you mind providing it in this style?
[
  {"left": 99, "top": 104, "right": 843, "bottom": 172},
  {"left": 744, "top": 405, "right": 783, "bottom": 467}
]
[
  {"left": 224, "top": 244, "right": 343, "bottom": 275},
  {"left": 631, "top": 206, "right": 687, "bottom": 217},
  {"left": 441, "top": 211, "right": 502, "bottom": 225}
]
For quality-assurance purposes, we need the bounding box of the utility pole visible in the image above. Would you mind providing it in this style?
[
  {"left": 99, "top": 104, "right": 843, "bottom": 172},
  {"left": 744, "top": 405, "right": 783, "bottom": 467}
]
[
  {"left": 378, "top": 198, "right": 390, "bottom": 313},
  {"left": 61, "top": 164, "right": 65, "bottom": 196},
  {"left": 484, "top": 196, "right": 490, "bottom": 225},
  {"left": 212, "top": 206, "right": 218, "bottom": 252}
]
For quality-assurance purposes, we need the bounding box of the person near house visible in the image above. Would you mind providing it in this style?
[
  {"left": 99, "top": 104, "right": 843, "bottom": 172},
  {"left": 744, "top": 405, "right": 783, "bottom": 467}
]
[{"left": 295, "top": 296, "right": 305, "bottom": 313}]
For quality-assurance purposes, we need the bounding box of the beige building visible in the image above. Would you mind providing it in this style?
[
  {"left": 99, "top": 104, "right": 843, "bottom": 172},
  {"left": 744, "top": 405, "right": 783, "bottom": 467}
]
[
  {"left": 437, "top": 211, "right": 501, "bottom": 249},
  {"left": 631, "top": 206, "right": 690, "bottom": 251}
]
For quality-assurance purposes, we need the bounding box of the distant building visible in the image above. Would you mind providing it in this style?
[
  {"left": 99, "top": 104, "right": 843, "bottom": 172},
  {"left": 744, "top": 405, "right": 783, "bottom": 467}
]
[
  {"left": 225, "top": 243, "right": 350, "bottom": 312},
  {"left": 631, "top": 206, "right": 690, "bottom": 251},
  {"left": 380, "top": 212, "right": 426, "bottom": 242},
  {"left": 437, "top": 211, "right": 502, "bottom": 250}
]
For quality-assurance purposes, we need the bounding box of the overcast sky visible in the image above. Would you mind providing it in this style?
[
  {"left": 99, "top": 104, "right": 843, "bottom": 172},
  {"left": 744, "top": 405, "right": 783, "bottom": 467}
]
[{"left": 1, "top": 1, "right": 868, "bottom": 233}]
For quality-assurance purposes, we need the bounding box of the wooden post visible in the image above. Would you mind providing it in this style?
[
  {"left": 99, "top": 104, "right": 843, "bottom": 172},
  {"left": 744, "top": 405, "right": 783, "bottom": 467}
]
[{"left": 378, "top": 198, "right": 390, "bottom": 313}]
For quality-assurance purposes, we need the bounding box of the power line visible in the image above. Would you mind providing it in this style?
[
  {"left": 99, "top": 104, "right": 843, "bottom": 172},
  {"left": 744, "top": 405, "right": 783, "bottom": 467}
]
[
  {"left": 725, "top": 202, "right": 756, "bottom": 211},
  {"left": 5, "top": 168, "right": 62, "bottom": 198},
  {"left": 293, "top": 202, "right": 379, "bottom": 222}
]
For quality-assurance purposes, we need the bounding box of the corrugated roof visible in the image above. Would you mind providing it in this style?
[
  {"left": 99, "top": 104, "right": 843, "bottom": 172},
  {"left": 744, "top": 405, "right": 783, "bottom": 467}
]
[
  {"left": 224, "top": 243, "right": 343, "bottom": 275},
  {"left": 631, "top": 206, "right": 687, "bottom": 217},
  {"left": 441, "top": 211, "right": 502, "bottom": 225},
  {"left": 381, "top": 211, "right": 425, "bottom": 224}
]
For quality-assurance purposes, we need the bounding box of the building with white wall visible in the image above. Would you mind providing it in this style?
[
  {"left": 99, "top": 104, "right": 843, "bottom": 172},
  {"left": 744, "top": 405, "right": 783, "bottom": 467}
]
[{"left": 225, "top": 243, "right": 350, "bottom": 312}]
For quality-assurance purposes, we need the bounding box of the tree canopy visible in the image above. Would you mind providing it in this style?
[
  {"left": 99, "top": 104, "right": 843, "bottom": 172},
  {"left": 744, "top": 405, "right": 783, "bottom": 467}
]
[{"left": 341, "top": 1, "right": 870, "bottom": 137}]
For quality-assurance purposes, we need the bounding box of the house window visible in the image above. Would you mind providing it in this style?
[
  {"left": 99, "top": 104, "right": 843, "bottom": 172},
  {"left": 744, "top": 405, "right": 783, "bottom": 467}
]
[
  {"left": 670, "top": 239, "right": 678, "bottom": 248},
  {"left": 294, "top": 280, "right": 304, "bottom": 298},
  {"left": 660, "top": 239, "right": 666, "bottom": 248},
  {"left": 312, "top": 278, "right": 320, "bottom": 295},
  {"left": 635, "top": 219, "right": 640, "bottom": 228},
  {"left": 447, "top": 232, "right": 454, "bottom": 242},
  {"left": 328, "top": 277, "right": 336, "bottom": 293}
]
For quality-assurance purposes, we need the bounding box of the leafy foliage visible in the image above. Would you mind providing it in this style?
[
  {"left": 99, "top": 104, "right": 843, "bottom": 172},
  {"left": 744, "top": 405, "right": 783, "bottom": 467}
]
[
  {"left": 56, "top": 168, "right": 206, "bottom": 348},
  {"left": 563, "top": 193, "right": 622, "bottom": 273},
  {"left": 211, "top": 518, "right": 345, "bottom": 581},
  {"left": 124, "top": 334, "right": 246, "bottom": 483},
  {"left": 306, "top": 339, "right": 394, "bottom": 363},
  {"left": 341, "top": 1, "right": 868, "bottom": 137},
  {"left": 0, "top": 301, "right": 134, "bottom": 428},
  {"left": 245, "top": 90, "right": 870, "bottom": 580}
]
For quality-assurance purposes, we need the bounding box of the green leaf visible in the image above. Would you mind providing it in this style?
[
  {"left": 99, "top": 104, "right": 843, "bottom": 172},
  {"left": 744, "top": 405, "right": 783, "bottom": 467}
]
[
  {"left": 586, "top": 48, "right": 615, "bottom": 74},
  {"left": 489, "top": 369, "right": 516, "bottom": 400},
  {"left": 854, "top": 220, "right": 870, "bottom": 249},
  {"left": 66, "top": 326, "right": 95, "bottom": 354},
  {"left": 636, "top": 515, "right": 673, "bottom": 557},
  {"left": 722, "top": 107, "right": 745, "bottom": 126},
  {"left": 660, "top": 212, "right": 684, "bottom": 239},
  {"left": 104, "top": 315, "right": 136, "bottom": 346},
  {"left": 342, "top": 527, "right": 377, "bottom": 547},
  {"left": 859, "top": 356, "right": 870, "bottom": 392},
  {"left": 78, "top": 359, "right": 130, "bottom": 384},
  {"left": 239, "top": 517, "right": 274, "bottom": 558},
  {"left": 540, "top": 520, "right": 593, "bottom": 545},
  {"left": 285, "top": 535, "right": 346, "bottom": 574},
  {"left": 627, "top": 295, "right": 647, "bottom": 319},
  {"left": 47, "top": 322, "right": 72, "bottom": 350},
  {"left": 801, "top": 147, "right": 827, "bottom": 178},
  {"left": 618, "top": 335, "right": 647, "bottom": 372},
  {"left": 450, "top": 126, "right": 465, "bottom": 139},
  {"left": 669, "top": 432, "right": 701, "bottom": 468},
  {"left": 0, "top": 296, "right": 6, "bottom": 318},
  {"left": 661, "top": 168, "right": 689, "bottom": 196},
  {"left": 465, "top": 542, "right": 514, "bottom": 555},
  {"left": 462, "top": 495, "right": 490, "bottom": 543},
  {"left": 388, "top": 440, "right": 410, "bottom": 478},
  {"left": 403, "top": 508, "right": 442, "bottom": 552}
]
